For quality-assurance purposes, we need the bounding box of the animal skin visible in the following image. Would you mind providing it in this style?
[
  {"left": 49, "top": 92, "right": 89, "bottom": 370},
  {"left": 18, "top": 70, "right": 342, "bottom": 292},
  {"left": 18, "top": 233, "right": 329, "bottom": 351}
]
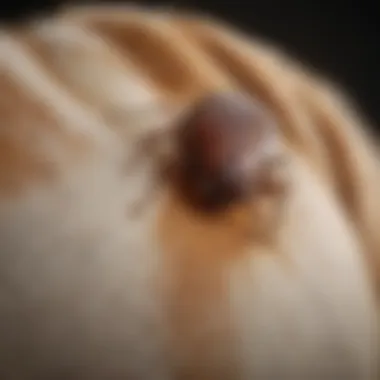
[{"left": 0, "top": 4, "right": 379, "bottom": 379}]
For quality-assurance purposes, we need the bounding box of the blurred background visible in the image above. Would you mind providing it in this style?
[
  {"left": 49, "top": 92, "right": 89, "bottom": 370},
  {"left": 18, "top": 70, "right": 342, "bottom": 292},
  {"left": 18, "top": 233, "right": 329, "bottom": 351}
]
[{"left": 2, "top": 0, "right": 379, "bottom": 133}]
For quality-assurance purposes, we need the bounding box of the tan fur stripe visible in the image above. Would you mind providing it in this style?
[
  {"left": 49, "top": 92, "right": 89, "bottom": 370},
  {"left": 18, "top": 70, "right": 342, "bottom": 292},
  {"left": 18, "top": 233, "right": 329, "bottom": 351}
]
[
  {"left": 0, "top": 69, "right": 57, "bottom": 194},
  {"left": 1, "top": 33, "right": 108, "bottom": 142},
  {"left": 0, "top": 33, "right": 100, "bottom": 194},
  {"left": 61, "top": 9, "right": 233, "bottom": 102},
  {"left": 157, "top": 192, "right": 282, "bottom": 379},
  {"left": 59, "top": 8, "right": 330, "bottom": 173}
]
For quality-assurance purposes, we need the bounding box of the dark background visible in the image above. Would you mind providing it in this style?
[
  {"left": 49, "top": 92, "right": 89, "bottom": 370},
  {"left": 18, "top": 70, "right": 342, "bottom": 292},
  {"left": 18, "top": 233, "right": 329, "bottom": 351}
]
[{"left": 2, "top": 1, "right": 379, "bottom": 132}]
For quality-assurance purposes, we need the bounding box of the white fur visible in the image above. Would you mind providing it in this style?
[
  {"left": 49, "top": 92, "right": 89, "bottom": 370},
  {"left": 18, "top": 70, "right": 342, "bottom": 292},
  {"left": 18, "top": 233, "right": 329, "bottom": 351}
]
[
  {"left": 230, "top": 156, "right": 378, "bottom": 379},
  {"left": 0, "top": 142, "right": 172, "bottom": 379}
]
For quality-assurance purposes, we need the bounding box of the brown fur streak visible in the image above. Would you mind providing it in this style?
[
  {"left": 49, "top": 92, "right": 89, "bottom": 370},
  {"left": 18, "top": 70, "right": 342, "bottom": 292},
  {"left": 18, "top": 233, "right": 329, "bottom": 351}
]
[
  {"left": 0, "top": 31, "right": 95, "bottom": 196},
  {"left": 67, "top": 10, "right": 314, "bottom": 146},
  {"left": 157, "top": 190, "right": 281, "bottom": 379},
  {"left": 0, "top": 70, "right": 58, "bottom": 194},
  {"left": 297, "top": 78, "right": 380, "bottom": 292},
  {"left": 61, "top": 8, "right": 331, "bottom": 174},
  {"left": 60, "top": 8, "right": 233, "bottom": 102}
]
